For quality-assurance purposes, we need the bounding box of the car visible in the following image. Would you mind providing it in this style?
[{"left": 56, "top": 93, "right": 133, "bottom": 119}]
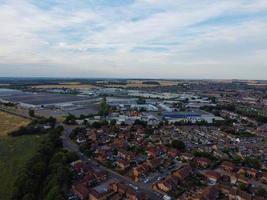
[
  {"left": 144, "top": 178, "right": 150, "bottom": 183},
  {"left": 163, "top": 195, "right": 172, "bottom": 200},
  {"left": 153, "top": 192, "right": 163, "bottom": 198},
  {"left": 129, "top": 183, "right": 138, "bottom": 190}
]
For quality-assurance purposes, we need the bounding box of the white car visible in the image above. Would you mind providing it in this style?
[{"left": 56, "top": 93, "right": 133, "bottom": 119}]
[
  {"left": 163, "top": 195, "right": 172, "bottom": 200},
  {"left": 129, "top": 183, "right": 138, "bottom": 190},
  {"left": 144, "top": 178, "right": 150, "bottom": 183}
]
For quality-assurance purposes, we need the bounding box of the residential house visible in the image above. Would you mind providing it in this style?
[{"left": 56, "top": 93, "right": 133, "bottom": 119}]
[
  {"left": 89, "top": 189, "right": 111, "bottom": 200},
  {"left": 167, "top": 149, "right": 179, "bottom": 158},
  {"left": 237, "top": 175, "right": 251, "bottom": 187},
  {"left": 126, "top": 188, "right": 145, "bottom": 200},
  {"left": 221, "top": 185, "right": 252, "bottom": 200},
  {"left": 72, "top": 183, "right": 89, "bottom": 200},
  {"left": 221, "top": 161, "right": 236, "bottom": 173},
  {"left": 156, "top": 176, "right": 179, "bottom": 193},
  {"left": 195, "top": 157, "right": 211, "bottom": 168},
  {"left": 146, "top": 158, "right": 162, "bottom": 170},
  {"left": 260, "top": 172, "right": 267, "bottom": 183},
  {"left": 203, "top": 171, "right": 221, "bottom": 185},
  {"left": 238, "top": 167, "right": 258, "bottom": 179},
  {"left": 172, "top": 165, "right": 192, "bottom": 181},
  {"left": 83, "top": 174, "right": 97, "bottom": 187},
  {"left": 197, "top": 186, "right": 219, "bottom": 200},
  {"left": 116, "top": 160, "right": 130, "bottom": 170},
  {"left": 118, "top": 149, "right": 135, "bottom": 160},
  {"left": 180, "top": 152, "right": 195, "bottom": 161},
  {"left": 132, "top": 163, "right": 150, "bottom": 179},
  {"left": 93, "top": 170, "right": 108, "bottom": 182}
]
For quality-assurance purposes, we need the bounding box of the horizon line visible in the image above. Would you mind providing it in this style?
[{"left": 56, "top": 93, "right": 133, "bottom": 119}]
[{"left": 0, "top": 76, "right": 266, "bottom": 81}]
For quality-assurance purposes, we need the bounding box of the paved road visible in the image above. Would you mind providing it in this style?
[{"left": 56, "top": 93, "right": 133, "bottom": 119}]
[{"left": 61, "top": 125, "right": 164, "bottom": 200}]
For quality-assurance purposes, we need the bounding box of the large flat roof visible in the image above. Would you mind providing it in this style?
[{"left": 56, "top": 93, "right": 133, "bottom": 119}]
[
  {"left": 162, "top": 112, "right": 201, "bottom": 119},
  {"left": 0, "top": 90, "right": 89, "bottom": 105}
]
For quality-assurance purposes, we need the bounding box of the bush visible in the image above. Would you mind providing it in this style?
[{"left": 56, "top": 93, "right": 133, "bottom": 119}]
[
  {"left": 171, "top": 140, "right": 186, "bottom": 151},
  {"left": 64, "top": 114, "right": 77, "bottom": 125},
  {"left": 9, "top": 125, "right": 43, "bottom": 136},
  {"left": 193, "top": 151, "right": 217, "bottom": 161}
]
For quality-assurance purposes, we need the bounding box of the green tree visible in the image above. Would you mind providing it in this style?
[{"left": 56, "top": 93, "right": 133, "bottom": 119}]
[
  {"left": 44, "top": 185, "right": 62, "bottom": 200},
  {"left": 239, "top": 183, "right": 247, "bottom": 191},
  {"left": 28, "top": 109, "right": 35, "bottom": 117},
  {"left": 256, "top": 186, "right": 267, "bottom": 197},
  {"left": 64, "top": 114, "right": 77, "bottom": 125},
  {"left": 99, "top": 97, "right": 109, "bottom": 116},
  {"left": 171, "top": 140, "right": 186, "bottom": 151},
  {"left": 134, "top": 119, "right": 147, "bottom": 127},
  {"left": 110, "top": 119, "right": 117, "bottom": 126},
  {"left": 137, "top": 97, "right": 146, "bottom": 104},
  {"left": 243, "top": 157, "right": 261, "bottom": 169},
  {"left": 22, "top": 193, "right": 36, "bottom": 200}
]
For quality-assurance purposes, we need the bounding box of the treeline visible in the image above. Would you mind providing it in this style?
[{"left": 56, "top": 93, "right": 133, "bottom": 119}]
[
  {"left": 142, "top": 81, "right": 160, "bottom": 85},
  {"left": 0, "top": 101, "right": 17, "bottom": 107},
  {"left": 192, "top": 151, "right": 218, "bottom": 161},
  {"left": 63, "top": 113, "right": 96, "bottom": 125},
  {"left": 12, "top": 127, "right": 78, "bottom": 200},
  {"left": 9, "top": 117, "right": 56, "bottom": 136}
]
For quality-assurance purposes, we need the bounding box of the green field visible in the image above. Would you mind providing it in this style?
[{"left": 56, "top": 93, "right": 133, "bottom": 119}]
[{"left": 0, "top": 135, "right": 44, "bottom": 200}]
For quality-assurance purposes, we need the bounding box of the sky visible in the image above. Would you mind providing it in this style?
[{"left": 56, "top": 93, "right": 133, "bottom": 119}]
[{"left": 0, "top": 0, "right": 267, "bottom": 79}]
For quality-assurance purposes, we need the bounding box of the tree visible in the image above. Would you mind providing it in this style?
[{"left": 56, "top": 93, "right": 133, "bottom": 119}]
[
  {"left": 208, "top": 96, "right": 217, "bottom": 104},
  {"left": 99, "top": 97, "right": 109, "bottom": 116},
  {"left": 243, "top": 157, "right": 261, "bottom": 169},
  {"left": 256, "top": 186, "right": 267, "bottom": 197},
  {"left": 171, "top": 140, "right": 186, "bottom": 151},
  {"left": 196, "top": 120, "right": 208, "bottom": 126},
  {"left": 44, "top": 185, "right": 62, "bottom": 200},
  {"left": 134, "top": 119, "right": 147, "bottom": 127},
  {"left": 239, "top": 183, "right": 247, "bottom": 191},
  {"left": 110, "top": 119, "right": 117, "bottom": 126},
  {"left": 193, "top": 151, "right": 217, "bottom": 161},
  {"left": 69, "top": 127, "right": 85, "bottom": 139},
  {"left": 29, "top": 109, "right": 35, "bottom": 117},
  {"left": 64, "top": 114, "right": 77, "bottom": 125},
  {"left": 22, "top": 193, "right": 36, "bottom": 200},
  {"left": 137, "top": 97, "right": 146, "bottom": 104},
  {"left": 11, "top": 126, "right": 67, "bottom": 200},
  {"left": 46, "top": 117, "right": 56, "bottom": 127}
]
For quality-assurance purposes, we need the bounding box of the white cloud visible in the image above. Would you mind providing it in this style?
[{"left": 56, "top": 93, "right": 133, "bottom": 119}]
[{"left": 0, "top": 0, "right": 266, "bottom": 79}]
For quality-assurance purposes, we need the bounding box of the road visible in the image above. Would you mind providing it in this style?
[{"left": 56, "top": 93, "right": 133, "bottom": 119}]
[{"left": 61, "top": 125, "right": 165, "bottom": 200}]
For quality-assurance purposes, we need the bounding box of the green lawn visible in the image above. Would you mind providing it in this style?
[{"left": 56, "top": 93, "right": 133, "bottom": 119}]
[{"left": 0, "top": 135, "right": 44, "bottom": 200}]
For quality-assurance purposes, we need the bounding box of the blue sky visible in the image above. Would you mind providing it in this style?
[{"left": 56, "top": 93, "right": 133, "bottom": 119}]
[{"left": 0, "top": 0, "right": 267, "bottom": 79}]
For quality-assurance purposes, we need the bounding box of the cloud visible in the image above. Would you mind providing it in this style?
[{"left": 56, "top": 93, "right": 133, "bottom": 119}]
[{"left": 0, "top": 0, "right": 266, "bottom": 79}]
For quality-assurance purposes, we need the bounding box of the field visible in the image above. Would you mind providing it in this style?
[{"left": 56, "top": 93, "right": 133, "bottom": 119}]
[
  {"left": 29, "top": 80, "right": 179, "bottom": 89},
  {"left": 0, "top": 111, "right": 30, "bottom": 136},
  {"left": 103, "top": 80, "right": 178, "bottom": 88},
  {"left": 32, "top": 83, "right": 98, "bottom": 89},
  {"left": 0, "top": 134, "right": 45, "bottom": 199}
]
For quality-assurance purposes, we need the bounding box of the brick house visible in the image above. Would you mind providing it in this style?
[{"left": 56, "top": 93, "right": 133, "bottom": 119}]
[
  {"left": 72, "top": 183, "right": 89, "bottom": 200},
  {"left": 221, "top": 161, "right": 236, "bottom": 173},
  {"left": 172, "top": 165, "right": 192, "bottom": 181}
]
